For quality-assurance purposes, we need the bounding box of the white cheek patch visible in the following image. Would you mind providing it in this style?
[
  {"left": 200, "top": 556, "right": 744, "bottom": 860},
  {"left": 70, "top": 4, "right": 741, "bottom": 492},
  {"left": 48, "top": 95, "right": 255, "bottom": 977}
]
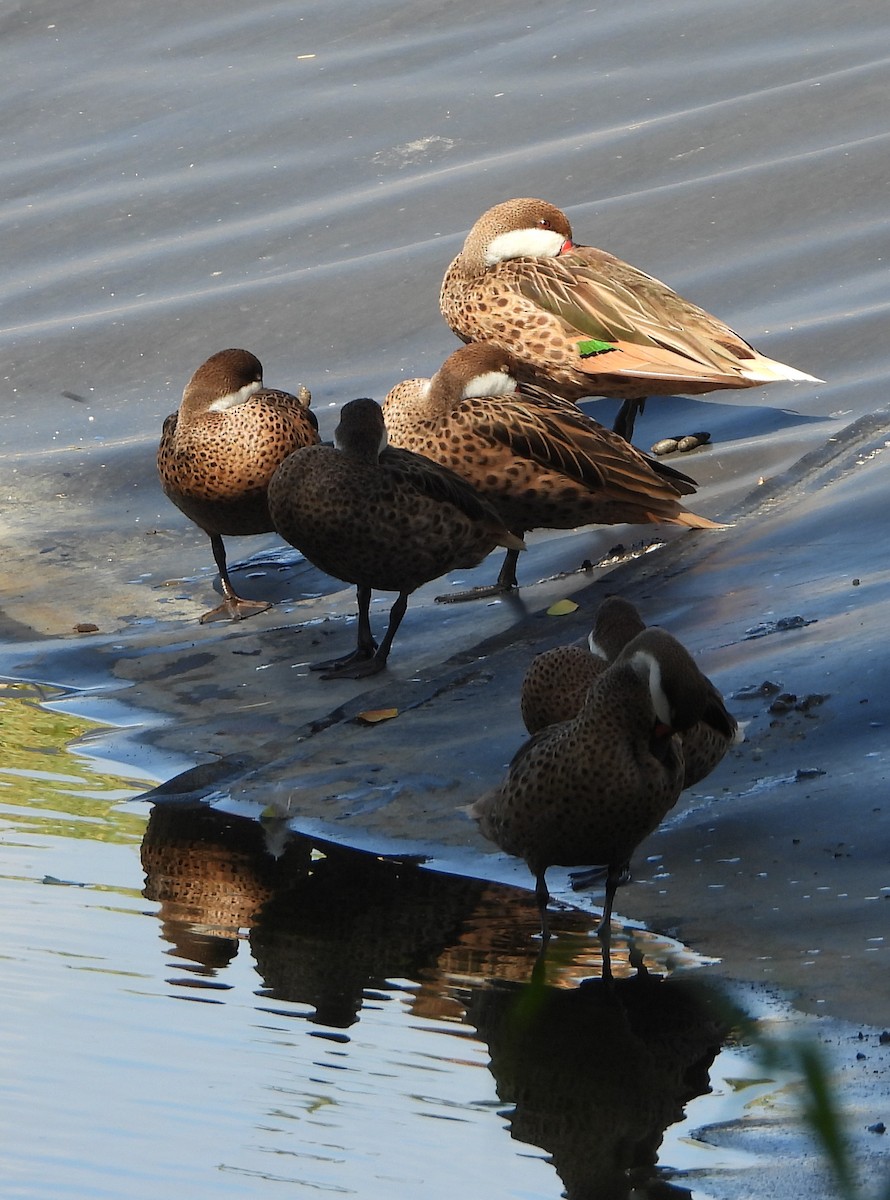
[
  {"left": 484, "top": 227, "right": 566, "bottom": 265},
  {"left": 208, "top": 380, "right": 262, "bottom": 412},
  {"left": 463, "top": 370, "right": 516, "bottom": 399},
  {"left": 587, "top": 632, "right": 609, "bottom": 662},
  {"left": 632, "top": 649, "right": 672, "bottom": 726}
]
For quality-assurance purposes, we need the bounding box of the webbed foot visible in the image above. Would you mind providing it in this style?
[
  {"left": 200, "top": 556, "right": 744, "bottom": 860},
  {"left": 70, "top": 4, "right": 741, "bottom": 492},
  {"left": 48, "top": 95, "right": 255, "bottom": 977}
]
[{"left": 199, "top": 596, "right": 272, "bottom": 624}]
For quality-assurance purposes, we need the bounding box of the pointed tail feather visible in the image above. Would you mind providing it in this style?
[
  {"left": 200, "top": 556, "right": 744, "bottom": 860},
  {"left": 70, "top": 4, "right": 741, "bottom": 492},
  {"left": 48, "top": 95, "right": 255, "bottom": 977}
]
[
  {"left": 740, "top": 355, "right": 823, "bottom": 384},
  {"left": 671, "top": 510, "right": 728, "bottom": 530}
]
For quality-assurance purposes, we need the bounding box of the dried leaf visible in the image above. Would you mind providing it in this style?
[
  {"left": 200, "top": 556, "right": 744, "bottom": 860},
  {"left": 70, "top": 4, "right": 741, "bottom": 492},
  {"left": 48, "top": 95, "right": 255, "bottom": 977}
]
[
  {"left": 546, "top": 599, "right": 579, "bottom": 617},
  {"left": 356, "top": 707, "right": 399, "bottom": 725}
]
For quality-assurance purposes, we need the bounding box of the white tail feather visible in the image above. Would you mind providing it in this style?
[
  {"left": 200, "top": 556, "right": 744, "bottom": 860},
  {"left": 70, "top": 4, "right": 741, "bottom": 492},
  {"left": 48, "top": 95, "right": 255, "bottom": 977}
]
[
  {"left": 740, "top": 357, "right": 823, "bottom": 384},
  {"left": 731, "top": 719, "right": 749, "bottom": 746}
]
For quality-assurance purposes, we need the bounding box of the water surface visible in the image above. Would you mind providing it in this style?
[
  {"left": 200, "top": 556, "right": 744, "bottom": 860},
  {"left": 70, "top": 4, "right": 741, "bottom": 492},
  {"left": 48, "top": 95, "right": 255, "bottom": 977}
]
[{"left": 1, "top": 685, "right": 785, "bottom": 1200}]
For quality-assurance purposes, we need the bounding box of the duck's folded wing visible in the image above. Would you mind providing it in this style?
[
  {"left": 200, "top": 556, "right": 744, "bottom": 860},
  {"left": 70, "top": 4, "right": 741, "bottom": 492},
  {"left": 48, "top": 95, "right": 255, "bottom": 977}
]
[
  {"left": 380, "top": 445, "right": 521, "bottom": 541},
  {"left": 512, "top": 251, "right": 819, "bottom": 383},
  {"left": 479, "top": 392, "right": 699, "bottom": 502}
]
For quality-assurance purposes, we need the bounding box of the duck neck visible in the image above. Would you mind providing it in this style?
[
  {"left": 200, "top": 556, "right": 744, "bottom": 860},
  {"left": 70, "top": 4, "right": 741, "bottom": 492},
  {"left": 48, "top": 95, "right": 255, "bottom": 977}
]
[
  {"left": 582, "top": 661, "right": 652, "bottom": 730},
  {"left": 413, "top": 377, "right": 448, "bottom": 419},
  {"left": 334, "top": 415, "right": 387, "bottom": 464},
  {"left": 181, "top": 379, "right": 262, "bottom": 420}
]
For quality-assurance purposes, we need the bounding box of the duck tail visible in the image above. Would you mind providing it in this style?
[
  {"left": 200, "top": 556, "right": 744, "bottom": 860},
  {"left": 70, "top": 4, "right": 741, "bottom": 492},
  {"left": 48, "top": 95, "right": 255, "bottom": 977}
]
[
  {"left": 670, "top": 510, "right": 728, "bottom": 530},
  {"left": 462, "top": 790, "right": 495, "bottom": 824},
  {"left": 739, "top": 354, "right": 823, "bottom": 384}
]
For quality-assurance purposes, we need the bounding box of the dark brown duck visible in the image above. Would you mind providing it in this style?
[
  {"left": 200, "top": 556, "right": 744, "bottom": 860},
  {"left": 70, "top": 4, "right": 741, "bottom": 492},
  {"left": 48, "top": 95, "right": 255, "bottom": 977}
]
[
  {"left": 267, "top": 397, "right": 524, "bottom": 679},
  {"left": 469, "top": 626, "right": 737, "bottom": 973}
]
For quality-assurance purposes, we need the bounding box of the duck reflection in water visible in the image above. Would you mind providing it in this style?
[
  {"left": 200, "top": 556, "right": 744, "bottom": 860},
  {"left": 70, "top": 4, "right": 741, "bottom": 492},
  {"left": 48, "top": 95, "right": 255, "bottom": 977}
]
[
  {"left": 141, "top": 799, "right": 313, "bottom": 973},
  {"left": 141, "top": 799, "right": 492, "bottom": 1026},
  {"left": 141, "top": 800, "right": 733, "bottom": 1197},
  {"left": 466, "top": 969, "right": 729, "bottom": 1200},
  {"left": 249, "top": 841, "right": 491, "bottom": 1029}
]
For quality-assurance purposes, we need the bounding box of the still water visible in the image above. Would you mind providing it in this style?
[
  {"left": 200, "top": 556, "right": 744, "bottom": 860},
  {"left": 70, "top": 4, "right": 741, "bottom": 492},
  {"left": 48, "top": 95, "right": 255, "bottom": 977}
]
[{"left": 0, "top": 683, "right": 789, "bottom": 1200}]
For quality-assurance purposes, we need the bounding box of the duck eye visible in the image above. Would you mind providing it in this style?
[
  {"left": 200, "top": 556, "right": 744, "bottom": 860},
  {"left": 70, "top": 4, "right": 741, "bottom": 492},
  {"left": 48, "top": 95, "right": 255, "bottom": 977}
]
[{"left": 537, "top": 218, "right": 551, "bottom": 229}]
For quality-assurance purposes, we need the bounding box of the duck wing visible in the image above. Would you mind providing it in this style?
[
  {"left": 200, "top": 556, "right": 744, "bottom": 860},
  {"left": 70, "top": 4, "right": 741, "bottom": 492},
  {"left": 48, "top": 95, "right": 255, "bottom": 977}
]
[
  {"left": 509, "top": 249, "right": 765, "bottom": 383},
  {"left": 379, "top": 445, "right": 519, "bottom": 533},
  {"left": 478, "top": 390, "right": 699, "bottom": 502}
]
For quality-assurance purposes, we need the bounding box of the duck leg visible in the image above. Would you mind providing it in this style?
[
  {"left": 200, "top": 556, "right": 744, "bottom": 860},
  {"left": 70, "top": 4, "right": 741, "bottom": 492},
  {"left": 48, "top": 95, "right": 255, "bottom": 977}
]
[
  {"left": 596, "top": 862, "right": 622, "bottom": 980},
  {"left": 614, "top": 395, "right": 710, "bottom": 452},
  {"left": 534, "top": 869, "right": 552, "bottom": 943},
  {"left": 569, "top": 858, "right": 631, "bottom": 892},
  {"left": 435, "top": 540, "right": 523, "bottom": 604},
  {"left": 612, "top": 396, "right": 647, "bottom": 443},
  {"left": 318, "top": 589, "right": 410, "bottom": 681},
  {"left": 312, "top": 584, "right": 377, "bottom": 675},
  {"left": 365, "top": 591, "right": 409, "bottom": 670},
  {"left": 199, "top": 534, "right": 272, "bottom": 623}
]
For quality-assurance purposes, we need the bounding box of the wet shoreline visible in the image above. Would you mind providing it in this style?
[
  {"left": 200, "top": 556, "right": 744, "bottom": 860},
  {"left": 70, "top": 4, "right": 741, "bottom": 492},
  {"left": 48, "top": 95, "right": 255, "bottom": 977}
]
[
  {"left": 4, "top": 406, "right": 888, "bottom": 1031},
  {"left": 3, "top": 566, "right": 888, "bottom": 1198}
]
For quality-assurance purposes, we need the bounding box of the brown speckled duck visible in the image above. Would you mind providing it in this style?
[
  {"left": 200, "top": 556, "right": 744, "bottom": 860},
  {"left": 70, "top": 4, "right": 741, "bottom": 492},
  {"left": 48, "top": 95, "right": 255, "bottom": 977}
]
[
  {"left": 382, "top": 343, "right": 720, "bottom": 599},
  {"left": 520, "top": 596, "right": 739, "bottom": 790},
  {"left": 469, "top": 626, "right": 737, "bottom": 971},
  {"left": 266, "top": 397, "right": 524, "bottom": 679},
  {"left": 519, "top": 596, "right": 645, "bottom": 733},
  {"left": 157, "top": 348, "right": 319, "bottom": 623},
  {"left": 440, "top": 198, "right": 821, "bottom": 440}
]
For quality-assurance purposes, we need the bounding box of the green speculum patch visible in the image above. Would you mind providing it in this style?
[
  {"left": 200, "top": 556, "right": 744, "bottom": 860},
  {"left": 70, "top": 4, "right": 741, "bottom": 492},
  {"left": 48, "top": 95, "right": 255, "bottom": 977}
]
[{"left": 577, "top": 338, "right": 617, "bottom": 357}]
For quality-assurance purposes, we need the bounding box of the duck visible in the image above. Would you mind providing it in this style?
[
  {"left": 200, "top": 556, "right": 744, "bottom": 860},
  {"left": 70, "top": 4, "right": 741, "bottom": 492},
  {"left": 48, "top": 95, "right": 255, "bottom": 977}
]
[
  {"left": 468, "top": 626, "right": 737, "bottom": 972},
  {"left": 157, "top": 348, "right": 320, "bottom": 623},
  {"left": 519, "top": 595, "right": 645, "bottom": 732},
  {"left": 382, "top": 343, "right": 720, "bottom": 599},
  {"left": 440, "top": 197, "right": 821, "bottom": 441},
  {"left": 266, "top": 397, "right": 525, "bottom": 679},
  {"left": 520, "top": 595, "right": 739, "bottom": 789}
]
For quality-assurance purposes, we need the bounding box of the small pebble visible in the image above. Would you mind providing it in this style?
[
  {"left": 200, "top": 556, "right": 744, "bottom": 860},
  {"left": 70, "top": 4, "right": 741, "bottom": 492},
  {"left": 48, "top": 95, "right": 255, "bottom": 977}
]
[
  {"left": 735, "top": 680, "right": 782, "bottom": 699},
  {"left": 796, "top": 693, "right": 829, "bottom": 712},
  {"left": 677, "top": 432, "right": 711, "bottom": 452},
  {"left": 744, "top": 615, "right": 817, "bottom": 640},
  {"left": 650, "top": 431, "right": 711, "bottom": 455},
  {"left": 866, "top": 1122, "right": 886, "bottom": 1135},
  {"left": 776, "top": 615, "right": 813, "bottom": 631}
]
